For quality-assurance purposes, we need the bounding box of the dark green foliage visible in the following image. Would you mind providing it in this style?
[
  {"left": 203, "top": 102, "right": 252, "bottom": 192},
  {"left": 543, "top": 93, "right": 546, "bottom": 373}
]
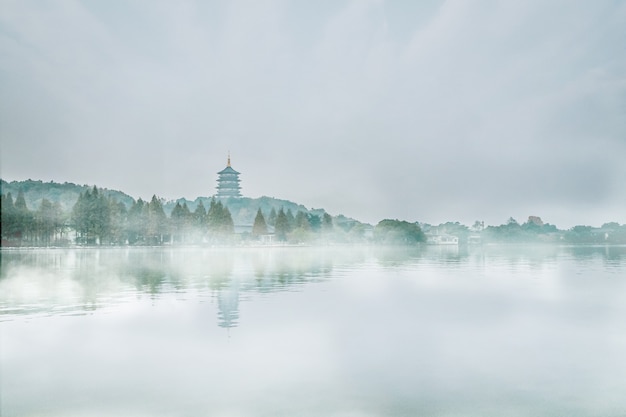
[
  {"left": 267, "top": 207, "right": 277, "bottom": 227},
  {"left": 374, "top": 219, "right": 425, "bottom": 245},
  {"left": 14, "top": 190, "right": 28, "bottom": 211},
  {"left": 289, "top": 211, "right": 314, "bottom": 243},
  {"left": 564, "top": 225, "right": 604, "bottom": 244},
  {"left": 1, "top": 179, "right": 134, "bottom": 212},
  {"left": 71, "top": 187, "right": 112, "bottom": 245},
  {"left": 5, "top": 178, "right": 625, "bottom": 247},
  {"left": 1, "top": 193, "right": 16, "bottom": 240},
  {"left": 146, "top": 195, "right": 167, "bottom": 244},
  {"left": 126, "top": 198, "right": 146, "bottom": 244},
  {"left": 323, "top": 212, "right": 333, "bottom": 232},
  {"left": 193, "top": 201, "right": 207, "bottom": 227},
  {"left": 34, "top": 198, "right": 56, "bottom": 245},
  {"left": 108, "top": 198, "right": 127, "bottom": 245},
  {"left": 295, "top": 211, "right": 311, "bottom": 231},
  {"left": 252, "top": 208, "right": 268, "bottom": 237},
  {"left": 308, "top": 214, "right": 321, "bottom": 232},
  {"left": 2, "top": 191, "right": 67, "bottom": 245},
  {"left": 171, "top": 202, "right": 192, "bottom": 243},
  {"left": 207, "top": 199, "right": 234, "bottom": 238},
  {"left": 285, "top": 209, "right": 295, "bottom": 229},
  {"left": 12, "top": 190, "right": 34, "bottom": 241},
  {"left": 274, "top": 208, "right": 290, "bottom": 241},
  {"left": 483, "top": 217, "right": 561, "bottom": 243}
]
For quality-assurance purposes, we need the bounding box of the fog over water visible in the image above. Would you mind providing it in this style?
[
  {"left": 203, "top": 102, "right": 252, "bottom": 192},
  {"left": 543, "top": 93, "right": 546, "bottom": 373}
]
[
  {"left": 1, "top": 1, "right": 625, "bottom": 227},
  {"left": 2, "top": 246, "right": 626, "bottom": 416}
]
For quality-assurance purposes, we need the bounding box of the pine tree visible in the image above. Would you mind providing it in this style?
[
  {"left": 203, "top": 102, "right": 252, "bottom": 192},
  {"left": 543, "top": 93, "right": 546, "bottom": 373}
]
[
  {"left": 252, "top": 208, "right": 268, "bottom": 237},
  {"left": 170, "top": 202, "right": 193, "bottom": 243},
  {"left": 93, "top": 189, "right": 111, "bottom": 244},
  {"left": 147, "top": 195, "right": 166, "bottom": 244},
  {"left": 35, "top": 198, "right": 55, "bottom": 245},
  {"left": 295, "top": 211, "right": 311, "bottom": 231},
  {"left": 207, "top": 198, "right": 220, "bottom": 232},
  {"left": 14, "top": 189, "right": 27, "bottom": 211},
  {"left": 322, "top": 212, "right": 334, "bottom": 235},
  {"left": 170, "top": 202, "right": 184, "bottom": 243},
  {"left": 207, "top": 199, "right": 234, "bottom": 239},
  {"left": 14, "top": 190, "right": 33, "bottom": 242},
  {"left": 71, "top": 187, "right": 111, "bottom": 244},
  {"left": 274, "top": 208, "right": 290, "bottom": 241},
  {"left": 1, "top": 193, "right": 17, "bottom": 241},
  {"left": 267, "top": 207, "right": 277, "bottom": 227},
  {"left": 220, "top": 205, "right": 234, "bottom": 235},
  {"left": 193, "top": 201, "right": 207, "bottom": 228},
  {"left": 108, "top": 198, "right": 127, "bottom": 245},
  {"left": 286, "top": 209, "right": 295, "bottom": 230},
  {"left": 190, "top": 201, "right": 208, "bottom": 243},
  {"left": 127, "top": 198, "right": 146, "bottom": 244}
]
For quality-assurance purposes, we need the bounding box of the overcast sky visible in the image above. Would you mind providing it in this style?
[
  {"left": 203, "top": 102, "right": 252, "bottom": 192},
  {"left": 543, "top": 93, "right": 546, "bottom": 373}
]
[{"left": 1, "top": 0, "right": 625, "bottom": 227}]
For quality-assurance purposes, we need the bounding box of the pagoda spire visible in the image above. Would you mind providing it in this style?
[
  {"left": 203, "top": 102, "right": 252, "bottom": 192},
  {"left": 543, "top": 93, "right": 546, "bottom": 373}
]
[{"left": 227, "top": 151, "right": 231, "bottom": 167}]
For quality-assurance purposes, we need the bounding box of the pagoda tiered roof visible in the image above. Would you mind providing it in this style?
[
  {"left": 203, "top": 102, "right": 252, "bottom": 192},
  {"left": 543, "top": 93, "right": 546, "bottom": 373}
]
[{"left": 217, "top": 166, "right": 240, "bottom": 175}]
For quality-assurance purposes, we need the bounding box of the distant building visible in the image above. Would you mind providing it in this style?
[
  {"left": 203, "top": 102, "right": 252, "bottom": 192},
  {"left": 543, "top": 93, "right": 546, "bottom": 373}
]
[
  {"left": 216, "top": 153, "right": 242, "bottom": 197},
  {"left": 426, "top": 233, "right": 459, "bottom": 245}
]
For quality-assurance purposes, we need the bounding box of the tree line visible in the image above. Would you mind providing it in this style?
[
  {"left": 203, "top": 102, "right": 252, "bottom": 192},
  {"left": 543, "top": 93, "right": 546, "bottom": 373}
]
[
  {"left": 5, "top": 186, "right": 622, "bottom": 247},
  {"left": 1, "top": 187, "right": 342, "bottom": 246},
  {"left": 1, "top": 187, "right": 237, "bottom": 246}
]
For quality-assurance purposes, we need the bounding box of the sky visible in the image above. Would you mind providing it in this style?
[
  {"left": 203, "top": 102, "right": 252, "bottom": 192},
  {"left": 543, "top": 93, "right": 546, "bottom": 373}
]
[{"left": 1, "top": 0, "right": 625, "bottom": 228}]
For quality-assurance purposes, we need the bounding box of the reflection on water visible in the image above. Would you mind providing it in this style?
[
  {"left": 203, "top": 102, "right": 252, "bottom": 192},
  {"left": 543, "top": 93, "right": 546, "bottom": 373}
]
[
  {"left": 2, "top": 245, "right": 626, "bottom": 416},
  {"left": 0, "top": 247, "right": 362, "bottom": 327},
  {"left": 2, "top": 246, "right": 626, "bottom": 327}
]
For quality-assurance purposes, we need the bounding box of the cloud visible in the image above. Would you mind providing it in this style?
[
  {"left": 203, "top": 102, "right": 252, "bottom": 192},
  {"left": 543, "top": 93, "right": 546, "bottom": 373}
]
[{"left": 1, "top": 0, "right": 624, "bottom": 227}]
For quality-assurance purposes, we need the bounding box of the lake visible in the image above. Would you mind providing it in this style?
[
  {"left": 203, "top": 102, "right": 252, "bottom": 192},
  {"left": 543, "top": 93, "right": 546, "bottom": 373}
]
[{"left": 1, "top": 245, "right": 626, "bottom": 416}]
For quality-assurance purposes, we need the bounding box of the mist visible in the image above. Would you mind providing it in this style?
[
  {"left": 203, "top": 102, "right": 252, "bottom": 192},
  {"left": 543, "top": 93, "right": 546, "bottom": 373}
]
[{"left": 1, "top": 0, "right": 625, "bottom": 228}]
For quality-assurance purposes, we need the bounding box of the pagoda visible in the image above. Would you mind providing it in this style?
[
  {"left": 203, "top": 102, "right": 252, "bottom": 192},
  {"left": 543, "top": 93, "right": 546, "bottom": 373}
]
[{"left": 216, "top": 153, "right": 242, "bottom": 197}]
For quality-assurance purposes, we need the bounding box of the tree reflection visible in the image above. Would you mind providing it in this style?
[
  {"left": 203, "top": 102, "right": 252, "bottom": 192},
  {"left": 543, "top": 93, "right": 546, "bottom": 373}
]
[{"left": 4, "top": 245, "right": 622, "bottom": 325}]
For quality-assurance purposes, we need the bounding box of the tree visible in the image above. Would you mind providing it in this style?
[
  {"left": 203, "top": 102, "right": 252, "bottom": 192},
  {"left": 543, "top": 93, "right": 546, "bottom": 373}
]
[
  {"left": 308, "top": 214, "right": 321, "bottom": 232},
  {"left": 274, "top": 208, "right": 290, "bottom": 241},
  {"left": 92, "top": 187, "right": 111, "bottom": 244},
  {"left": 192, "top": 201, "right": 207, "bottom": 228},
  {"left": 207, "top": 199, "right": 234, "bottom": 239},
  {"left": 146, "top": 195, "right": 167, "bottom": 244},
  {"left": 170, "top": 202, "right": 191, "bottom": 243},
  {"left": 286, "top": 209, "right": 295, "bottom": 230},
  {"left": 190, "top": 201, "right": 208, "bottom": 243},
  {"left": 1, "top": 193, "right": 18, "bottom": 242},
  {"left": 374, "top": 219, "right": 425, "bottom": 244},
  {"left": 127, "top": 198, "right": 147, "bottom": 244},
  {"left": 35, "top": 198, "right": 55, "bottom": 245},
  {"left": 71, "top": 187, "right": 111, "bottom": 245},
  {"left": 471, "top": 220, "right": 484, "bottom": 232},
  {"left": 322, "top": 212, "right": 333, "bottom": 232},
  {"left": 108, "top": 198, "right": 127, "bottom": 245},
  {"left": 252, "top": 208, "right": 268, "bottom": 237},
  {"left": 14, "top": 189, "right": 28, "bottom": 211},
  {"left": 267, "top": 207, "right": 277, "bottom": 227},
  {"left": 14, "top": 190, "right": 33, "bottom": 242},
  {"left": 295, "top": 211, "right": 311, "bottom": 231},
  {"left": 507, "top": 217, "right": 519, "bottom": 226},
  {"left": 290, "top": 211, "right": 314, "bottom": 243}
]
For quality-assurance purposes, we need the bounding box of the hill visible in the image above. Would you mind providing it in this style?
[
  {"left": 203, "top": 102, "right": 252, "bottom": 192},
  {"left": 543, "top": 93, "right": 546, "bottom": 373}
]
[
  {"left": 0, "top": 179, "right": 364, "bottom": 229},
  {"left": 0, "top": 179, "right": 135, "bottom": 212}
]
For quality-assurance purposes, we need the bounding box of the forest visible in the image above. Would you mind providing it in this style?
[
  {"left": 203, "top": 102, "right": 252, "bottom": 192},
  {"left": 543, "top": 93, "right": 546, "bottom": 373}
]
[
  {"left": 0, "top": 186, "right": 359, "bottom": 246},
  {"left": 2, "top": 180, "right": 625, "bottom": 247}
]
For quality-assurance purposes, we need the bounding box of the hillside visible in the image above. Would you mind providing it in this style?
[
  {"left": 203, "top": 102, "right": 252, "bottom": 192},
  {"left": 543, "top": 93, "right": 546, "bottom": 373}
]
[
  {"left": 0, "top": 179, "right": 364, "bottom": 229},
  {"left": 0, "top": 179, "right": 135, "bottom": 212}
]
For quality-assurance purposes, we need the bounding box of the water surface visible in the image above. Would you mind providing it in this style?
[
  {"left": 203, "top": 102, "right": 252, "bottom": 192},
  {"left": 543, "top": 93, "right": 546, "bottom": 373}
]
[{"left": 1, "top": 245, "right": 625, "bottom": 416}]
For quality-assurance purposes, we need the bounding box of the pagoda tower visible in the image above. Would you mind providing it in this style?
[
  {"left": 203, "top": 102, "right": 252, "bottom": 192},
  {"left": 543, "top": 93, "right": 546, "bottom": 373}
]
[{"left": 216, "top": 153, "right": 242, "bottom": 197}]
